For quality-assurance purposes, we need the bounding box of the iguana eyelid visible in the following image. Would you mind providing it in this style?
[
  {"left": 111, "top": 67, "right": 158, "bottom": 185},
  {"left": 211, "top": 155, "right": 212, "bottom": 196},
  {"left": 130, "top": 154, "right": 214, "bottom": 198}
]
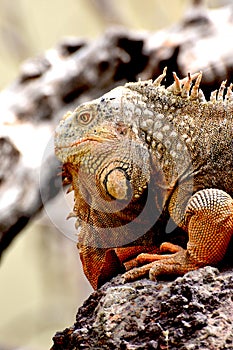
[{"left": 75, "top": 109, "right": 94, "bottom": 125}]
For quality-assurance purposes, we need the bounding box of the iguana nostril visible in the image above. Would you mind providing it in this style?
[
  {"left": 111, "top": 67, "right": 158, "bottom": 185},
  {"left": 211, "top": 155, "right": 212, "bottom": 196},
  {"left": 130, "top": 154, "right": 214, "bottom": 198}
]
[{"left": 116, "top": 123, "right": 128, "bottom": 136}]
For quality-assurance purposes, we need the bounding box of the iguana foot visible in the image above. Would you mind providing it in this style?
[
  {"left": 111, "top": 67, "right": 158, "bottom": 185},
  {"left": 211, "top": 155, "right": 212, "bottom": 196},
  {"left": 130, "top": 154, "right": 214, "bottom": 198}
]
[
  {"left": 124, "top": 188, "right": 233, "bottom": 283},
  {"left": 136, "top": 242, "right": 183, "bottom": 264},
  {"left": 115, "top": 245, "right": 159, "bottom": 270},
  {"left": 123, "top": 243, "right": 194, "bottom": 282}
]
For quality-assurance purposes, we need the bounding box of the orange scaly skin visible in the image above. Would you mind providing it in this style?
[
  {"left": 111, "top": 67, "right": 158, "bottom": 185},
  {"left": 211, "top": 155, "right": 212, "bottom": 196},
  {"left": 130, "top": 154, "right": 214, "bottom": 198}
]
[{"left": 55, "top": 69, "right": 233, "bottom": 289}]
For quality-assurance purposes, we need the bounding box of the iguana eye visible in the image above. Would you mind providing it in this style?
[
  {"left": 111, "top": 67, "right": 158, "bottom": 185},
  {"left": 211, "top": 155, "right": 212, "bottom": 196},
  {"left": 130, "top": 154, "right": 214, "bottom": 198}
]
[{"left": 76, "top": 110, "right": 93, "bottom": 125}]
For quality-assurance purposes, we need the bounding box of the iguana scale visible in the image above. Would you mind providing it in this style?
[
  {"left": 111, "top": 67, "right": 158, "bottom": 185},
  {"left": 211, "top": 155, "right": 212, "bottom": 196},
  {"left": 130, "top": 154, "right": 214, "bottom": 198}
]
[{"left": 55, "top": 68, "right": 233, "bottom": 289}]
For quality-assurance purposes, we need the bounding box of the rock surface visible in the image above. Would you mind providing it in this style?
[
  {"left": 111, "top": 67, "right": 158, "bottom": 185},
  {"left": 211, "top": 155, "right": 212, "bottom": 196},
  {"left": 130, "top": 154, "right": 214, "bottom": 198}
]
[{"left": 52, "top": 266, "right": 233, "bottom": 349}]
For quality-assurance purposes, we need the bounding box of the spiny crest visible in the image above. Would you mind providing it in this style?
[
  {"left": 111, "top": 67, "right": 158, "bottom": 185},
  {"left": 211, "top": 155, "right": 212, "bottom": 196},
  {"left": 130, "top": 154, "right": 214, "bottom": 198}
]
[
  {"left": 152, "top": 67, "right": 233, "bottom": 104},
  {"left": 210, "top": 81, "right": 233, "bottom": 103},
  {"left": 166, "top": 71, "right": 202, "bottom": 99}
]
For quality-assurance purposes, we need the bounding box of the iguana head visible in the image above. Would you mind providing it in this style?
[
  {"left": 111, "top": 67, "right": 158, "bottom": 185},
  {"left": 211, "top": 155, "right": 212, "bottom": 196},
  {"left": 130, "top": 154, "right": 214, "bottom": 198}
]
[
  {"left": 54, "top": 68, "right": 201, "bottom": 218},
  {"left": 54, "top": 86, "right": 151, "bottom": 205}
]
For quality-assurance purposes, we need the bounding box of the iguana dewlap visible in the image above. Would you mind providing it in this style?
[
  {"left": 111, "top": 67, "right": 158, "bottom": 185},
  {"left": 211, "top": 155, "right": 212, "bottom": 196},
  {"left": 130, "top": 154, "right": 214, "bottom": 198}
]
[{"left": 55, "top": 68, "right": 233, "bottom": 289}]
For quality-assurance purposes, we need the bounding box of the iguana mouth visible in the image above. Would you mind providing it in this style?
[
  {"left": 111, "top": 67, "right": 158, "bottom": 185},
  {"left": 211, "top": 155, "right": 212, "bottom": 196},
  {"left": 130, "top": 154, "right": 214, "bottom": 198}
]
[
  {"left": 57, "top": 134, "right": 117, "bottom": 151},
  {"left": 56, "top": 136, "right": 104, "bottom": 150},
  {"left": 70, "top": 135, "right": 115, "bottom": 147}
]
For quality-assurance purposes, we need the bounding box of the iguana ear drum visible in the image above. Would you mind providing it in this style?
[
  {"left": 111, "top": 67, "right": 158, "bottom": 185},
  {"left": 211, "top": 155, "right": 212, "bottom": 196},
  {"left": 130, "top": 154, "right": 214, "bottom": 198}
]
[{"left": 103, "top": 168, "right": 132, "bottom": 200}]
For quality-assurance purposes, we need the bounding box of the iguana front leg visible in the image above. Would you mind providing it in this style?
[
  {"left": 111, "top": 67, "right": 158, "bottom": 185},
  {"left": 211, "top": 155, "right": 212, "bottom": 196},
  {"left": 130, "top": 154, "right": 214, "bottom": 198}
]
[
  {"left": 124, "top": 188, "right": 233, "bottom": 282},
  {"left": 80, "top": 244, "right": 159, "bottom": 289}
]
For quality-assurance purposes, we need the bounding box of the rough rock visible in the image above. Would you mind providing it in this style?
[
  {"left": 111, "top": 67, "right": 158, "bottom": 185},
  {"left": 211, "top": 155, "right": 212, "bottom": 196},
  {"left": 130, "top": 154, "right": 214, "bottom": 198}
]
[{"left": 52, "top": 266, "right": 233, "bottom": 349}]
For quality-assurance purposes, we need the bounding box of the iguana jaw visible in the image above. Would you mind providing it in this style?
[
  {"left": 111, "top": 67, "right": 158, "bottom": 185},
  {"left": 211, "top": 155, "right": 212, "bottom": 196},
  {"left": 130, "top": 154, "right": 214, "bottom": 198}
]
[
  {"left": 57, "top": 123, "right": 151, "bottom": 202},
  {"left": 55, "top": 129, "right": 119, "bottom": 164},
  {"left": 55, "top": 120, "right": 126, "bottom": 163},
  {"left": 55, "top": 135, "right": 107, "bottom": 162}
]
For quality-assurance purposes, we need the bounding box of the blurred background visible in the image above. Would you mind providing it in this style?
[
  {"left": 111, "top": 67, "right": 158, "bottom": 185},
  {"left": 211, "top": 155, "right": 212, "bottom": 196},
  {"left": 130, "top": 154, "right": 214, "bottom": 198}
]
[
  {"left": 0, "top": 0, "right": 226, "bottom": 349},
  {"left": 0, "top": 0, "right": 188, "bottom": 89}
]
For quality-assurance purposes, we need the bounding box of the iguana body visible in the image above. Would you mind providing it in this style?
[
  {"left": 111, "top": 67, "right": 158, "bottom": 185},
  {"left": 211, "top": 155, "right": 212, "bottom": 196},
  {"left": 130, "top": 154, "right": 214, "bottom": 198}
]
[{"left": 55, "top": 69, "right": 233, "bottom": 289}]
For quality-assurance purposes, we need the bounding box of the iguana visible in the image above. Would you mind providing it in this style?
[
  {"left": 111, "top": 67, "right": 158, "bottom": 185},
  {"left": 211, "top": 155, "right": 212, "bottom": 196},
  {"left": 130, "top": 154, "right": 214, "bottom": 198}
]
[{"left": 54, "top": 68, "right": 233, "bottom": 289}]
